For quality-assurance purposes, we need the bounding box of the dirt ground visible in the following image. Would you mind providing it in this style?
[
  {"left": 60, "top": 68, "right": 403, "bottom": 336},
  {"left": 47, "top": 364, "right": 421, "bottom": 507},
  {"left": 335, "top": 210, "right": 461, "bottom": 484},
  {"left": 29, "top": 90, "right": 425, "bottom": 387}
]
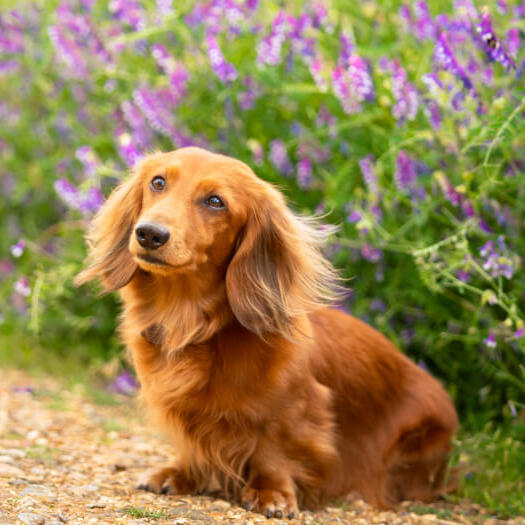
[{"left": 0, "top": 369, "right": 523, "bottom": 525}]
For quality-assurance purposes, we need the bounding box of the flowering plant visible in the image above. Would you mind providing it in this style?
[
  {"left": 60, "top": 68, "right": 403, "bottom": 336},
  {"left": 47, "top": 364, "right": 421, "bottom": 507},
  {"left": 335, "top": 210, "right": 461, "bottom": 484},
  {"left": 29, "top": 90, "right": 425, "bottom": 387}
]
[{"left": 1, "top": 0, "right": 524, "bottom": 421}]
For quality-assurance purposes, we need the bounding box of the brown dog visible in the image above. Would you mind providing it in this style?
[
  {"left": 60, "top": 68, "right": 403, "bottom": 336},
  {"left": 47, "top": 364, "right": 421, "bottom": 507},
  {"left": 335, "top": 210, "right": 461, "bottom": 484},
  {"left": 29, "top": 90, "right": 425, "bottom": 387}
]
[{"left": 76, "top": 147, "right": 458, "bottom": 519}]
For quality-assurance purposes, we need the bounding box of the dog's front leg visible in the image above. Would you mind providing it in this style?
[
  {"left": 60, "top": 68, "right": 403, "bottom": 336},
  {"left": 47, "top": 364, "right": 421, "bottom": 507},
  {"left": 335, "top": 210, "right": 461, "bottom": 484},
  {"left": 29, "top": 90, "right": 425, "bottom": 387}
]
[
  {"left": 136, "top": 464, "right": 196, "bottom": 495},
  {"left": 241, "top": 439, "right": 299, "bottom": 519}
]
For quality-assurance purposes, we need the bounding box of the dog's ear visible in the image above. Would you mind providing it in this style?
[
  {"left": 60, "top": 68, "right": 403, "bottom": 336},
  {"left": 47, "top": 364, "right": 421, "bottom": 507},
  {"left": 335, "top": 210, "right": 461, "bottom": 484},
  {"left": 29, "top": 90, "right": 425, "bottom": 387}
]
[
  {"left": 75, "top": 171, "right": 142, "bottom": 293},
  {"left": 226, "top": 185, "right": 342, "bottom": 338}
]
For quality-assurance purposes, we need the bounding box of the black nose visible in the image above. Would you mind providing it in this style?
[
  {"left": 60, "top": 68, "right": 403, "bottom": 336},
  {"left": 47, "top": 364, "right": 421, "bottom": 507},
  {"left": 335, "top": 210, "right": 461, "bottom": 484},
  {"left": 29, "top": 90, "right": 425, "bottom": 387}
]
[{"left": 135, "top": 222, "right": 170, "bottom": 250}]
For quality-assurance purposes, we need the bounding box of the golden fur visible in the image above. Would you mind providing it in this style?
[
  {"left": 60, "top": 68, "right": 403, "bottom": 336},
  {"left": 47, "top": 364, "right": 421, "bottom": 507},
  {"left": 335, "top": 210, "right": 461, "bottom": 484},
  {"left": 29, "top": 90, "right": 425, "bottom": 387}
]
[{"left": 76, "top": 147, "right": 458, "bottom": 519}]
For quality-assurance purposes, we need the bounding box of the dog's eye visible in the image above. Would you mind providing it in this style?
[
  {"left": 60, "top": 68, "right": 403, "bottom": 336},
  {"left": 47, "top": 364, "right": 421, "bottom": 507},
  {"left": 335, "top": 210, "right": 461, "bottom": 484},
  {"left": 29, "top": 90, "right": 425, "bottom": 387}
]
[
  {"left": 206, "top": 195, "right": 225, "bottom": 209},
  {"left": 150, "top": 176, "right": 166, "bottom": 192}
]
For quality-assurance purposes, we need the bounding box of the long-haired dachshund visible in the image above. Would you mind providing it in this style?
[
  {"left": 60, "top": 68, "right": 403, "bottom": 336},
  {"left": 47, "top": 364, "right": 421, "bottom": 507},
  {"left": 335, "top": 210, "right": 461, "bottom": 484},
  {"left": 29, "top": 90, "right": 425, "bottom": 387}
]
[{"left": 76, "top": 147, "right": 458, "bottom": 519}]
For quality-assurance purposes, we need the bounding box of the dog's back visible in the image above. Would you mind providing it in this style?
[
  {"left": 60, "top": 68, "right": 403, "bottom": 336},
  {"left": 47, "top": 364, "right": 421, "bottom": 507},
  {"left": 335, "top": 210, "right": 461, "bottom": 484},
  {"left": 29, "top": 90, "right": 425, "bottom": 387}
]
[{"left": 309, "top": 308, "right": 458, "bottom": 508}]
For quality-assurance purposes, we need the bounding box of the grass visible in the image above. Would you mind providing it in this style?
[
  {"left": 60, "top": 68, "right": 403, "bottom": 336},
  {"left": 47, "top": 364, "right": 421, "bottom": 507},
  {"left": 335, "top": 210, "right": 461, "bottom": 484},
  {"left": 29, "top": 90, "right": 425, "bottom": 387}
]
[
  {"left": 448, "top": 423, "right": 525, "bottom": 518},
  {"left": 121, "top": 507, "right": 170, "bottom": 519}
]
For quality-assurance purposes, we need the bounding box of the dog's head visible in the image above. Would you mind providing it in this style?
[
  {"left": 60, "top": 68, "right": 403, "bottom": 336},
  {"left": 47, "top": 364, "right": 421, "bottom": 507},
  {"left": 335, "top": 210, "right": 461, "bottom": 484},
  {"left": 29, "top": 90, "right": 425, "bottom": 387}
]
[{"left": 76, "top": 147, "right": 340, "bottom": 337}]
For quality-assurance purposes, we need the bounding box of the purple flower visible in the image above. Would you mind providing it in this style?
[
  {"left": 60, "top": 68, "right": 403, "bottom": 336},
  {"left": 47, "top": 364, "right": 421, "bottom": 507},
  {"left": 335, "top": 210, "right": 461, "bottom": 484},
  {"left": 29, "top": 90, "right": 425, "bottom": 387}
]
[
  {"left": 332, "top": 55, "right": 374, "bottom": 114},
  {"left": 339, "top": 32, "right": 354, "bottom": 66},
  {"left": 110, "top": 370, "right": 139, "bottom": 395},
  {"left": 55, "top": 178, "right": 82, "bottom": 209},
  {"left": 476, "top": 9, "right": 516, "bottom": 70},
  {"left": 75, "top": 146, "right": 98, "bottom": 178},
  {"left": 121, "top": 101, "right": 152, "bottom": 148},
  {"left": 109, "top": 0, "right": 145, "bottom": 30},
  {"left": 10, "top": 239, "right": 25, "bottom": 258},
  {"left": 256, "top": 11, "right": 292, "bottom": 67},
  {"left": 48, "top": 25, "right": 88, "bottom": 78},
  {"left": 80, "top": 187, "right": 104, "bottom": 213},
  {"left": 479, "top": 237, "right": 516, "bottom": 279},
  {"left": 457, "top": 269, "right": 470, "bottom": 282},
  {"left": 133, "top": 87, "right": 178, "bottom": 137},
  {"left": 347, "top": 210, "right": 362, "bottom": 223},
  {"left": 515, "top": 327, "right": 525, "bottom": 339},
  {"left": 359, "top": 155, "right": 379, "bottom": 194},
  {"left": 206, "top": 33, "right": 237, "bottom": 83},
  {"left": 361, "top": 244, "right": 382, "bottom": 263},
  {"left": 309, "top": 59, "right": 328, "bottom": 91},
  {"left": 413, "top": 1, "right": 438, "bottom": 41},
  {"left": 0, "top": 259, "right": 14, "bottom": 278},
  {"left": 434, "top": 33, "right": 472, "bottom": 89},
  {"left": 14, "top": 277, "right": 30, "bottom": 298},
  {"left": 156, "top": 0, "right": 173, "bottom": 16},
  {"left": 297, "top": 156, "right": 313, "bottom": 188},
  {"left": 118, "top": 132, "right": 142, "bottom": 167},
  {"left": 390, "top": 61, "right": 418, "bottom": 122},
  {"left": 269, "top": 139, "right": 293, "bottom": 176},
  {"left": 0, "top": 60, "right": 19, "bottom": 74},
  {"left": 506, "top": 28, "right": 520, "bottom": 58},
  {"left": 483, "top": 331, "right": 497, "bottom": 349},
  {"left": 394, "top": 151, "right": 417, "bottom": 191}
]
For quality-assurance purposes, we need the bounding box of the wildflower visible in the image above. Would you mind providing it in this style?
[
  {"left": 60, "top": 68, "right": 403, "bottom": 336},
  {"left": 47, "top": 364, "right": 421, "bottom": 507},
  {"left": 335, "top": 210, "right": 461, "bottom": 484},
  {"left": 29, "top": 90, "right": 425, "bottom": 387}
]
[
  {"left": 256, "top": 11, "right": 293, "bottom": 67},
  {"left": 109, "top": 0, "right": 145, "bottom": 30},
  {"left": 361, "top": 244, "right": 382, "bottom": 263},
  {"left": 425, "top": 101, "right": 441, "bottom": 129},
  {"left": 394, "top": 151, "right": 417, "bottom": 191},
  {"left": 48, "top": 25, "right": 88, "bottom": 78},
  {"left": 479, "top": 237, "right": 516, "bottom": 279},
  {"left": 476, "top": 9, "right": 516, "bottom": 70},
  {"left": 0, "top": 61, "right": 19, "bottom": 74},
  {"left": 413, "top": 1, "right": 438, "bottom": 41},
  {"left": 297, "top": 156, "right": 313, "bottom": 188},
  {"left": 269, "top": 139, "right": 293, "bottom": 176},
  {"left": 75, "top": 146, "right": 98, "bottom": 178},
  {"left": 359, "top": 155, "right": 379, "bottom": 194},
  {"left": 434, "top": 33, "right": 472, "bottom": 89},
  {"left": 80, "top": 187, "right": 104, "bottom": 213},
  {"left": 483, "top": 331, "right": 497, "bottom": 348},
  {"left": 54, "top": 179, "right": 82, "bottom": 209},
  {"left": 133, "top": 87, "right": 177, "bottom": 136},
  {"left": 347, "top": 211, "right": 362, "bottom": 223},
  {"left": 121, "top": 101, "right": 152, "bottom": 148},
  {"left": 110, "top": 370, "right": 139, "bottom": 395},
  {"left": 206, "top": 33, "right": 237, "bottom": 83},
  {"left": 505, "top": 28, "right": 520, "bottom": 58},
  {"left": 156, "top": 0, "right": 173, "bottom": 16},
  {"left": 14, "top": 277, "right": 31, "bottom": 298},
  {"left": 339, "top": 32, "right": 354, "bottom": 66},
  {"left": 118, "top": 132, "right": 142, "bottom": 167},
  {"left": 309, "top": 59, "right": 329, "bottom": 91},
  {"left": 456, "top": 269, "right": 470, "bottom": 282},
  {"left": 0, "top": 260, "right": 14, "bottom": 278},
  {"left": 515, "top": 327, "right": 525, "bottom": 339},
  {"left": 10, "top": 239, "right": 25, "bottom": 258},
  {"left": 332, "top": 55, "right": 374, "bottom": 114},
  {"left": 390, "top": 60, "right": 418, "bottom": 122}
]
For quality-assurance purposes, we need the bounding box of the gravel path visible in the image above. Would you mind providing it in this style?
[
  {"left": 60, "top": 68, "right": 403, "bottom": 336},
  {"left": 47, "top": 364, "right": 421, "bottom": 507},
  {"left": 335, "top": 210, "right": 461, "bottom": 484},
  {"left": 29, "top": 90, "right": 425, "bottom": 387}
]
[{"left": 0, "top": 369, "right": 522, "bottom": 525}]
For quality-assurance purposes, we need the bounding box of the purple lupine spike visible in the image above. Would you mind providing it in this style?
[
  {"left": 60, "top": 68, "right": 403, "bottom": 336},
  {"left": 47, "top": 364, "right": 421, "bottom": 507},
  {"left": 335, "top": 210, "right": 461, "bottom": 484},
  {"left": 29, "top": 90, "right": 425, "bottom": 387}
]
[
  {"left": 109, "top": 0, "right": 145, "bottom": 30},
  {"left": 206, "top": 33, "right": 237, "bottom": 83},
  {"left": 339, "top": 32, "right": 354, "bottom": 66},
  {"left": 121, "top": 100, "right": 152, "bottom": 148},
  {"left": 390, "top": 60, "right": 418, "bottom": 122},
  {"left": 425, "top": 101, "right": 441, "bottom": 129},
  {"left": 413, "top": 1, "right": 438, "bottom": 41},
  {"left": 169, "top": 66, "right": 189, "bottom": 100},
  {"left": 256, "top": 11, "right": 292, "bottom": 67},
  {"left": 394, "top": 151, "right": 417, "bottom": 191},
  {"left": 54, "top": 179, "right": 82, "bottom": 209},
  {"left": 118, "top": 132, "right": 142, "bottom": 167},
  {"left": 48, "top": 25, "right": 88, "bottom": 78},
  {"left": 75, "top": 146, "right": 98, "bottom": 178},
  {"left": 297, "top": 156, "right": 313, "bottom": 188},
  {"left": 332, "top": 55, "right": 374, "bottom": 114},
  {"left": 0, "top": 61, "right": 19, "bottom": 74},
  {"left": 156, "top": 0, "right": 173, "bottom": 16},
  {"left": 434, "top": 33, "right": 472, "bottom": 89},
  {"left": 476, "top": 9, "right": 516, "bottom": 70},
  {"left": 133, "top": 87, "right": 177, "bottom": 136},
  {"left": 269, "top": 139, "right": 293, "bottom": 176},
  {"left": 359, "top": 155, "right": 379, "bottom": 194},
  {"left": 80, "top": 186, "right": 104, "bottom": 213},
  {"left": 506, "top": 28, "right": 520, "bottom": 57}
]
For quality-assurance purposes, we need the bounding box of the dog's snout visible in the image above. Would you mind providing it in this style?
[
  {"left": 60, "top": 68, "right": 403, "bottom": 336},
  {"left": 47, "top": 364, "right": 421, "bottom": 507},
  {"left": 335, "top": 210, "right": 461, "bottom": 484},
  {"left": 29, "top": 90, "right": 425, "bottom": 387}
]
[{"left": 135, "top": 222, "right": 170, "bottom": 250}]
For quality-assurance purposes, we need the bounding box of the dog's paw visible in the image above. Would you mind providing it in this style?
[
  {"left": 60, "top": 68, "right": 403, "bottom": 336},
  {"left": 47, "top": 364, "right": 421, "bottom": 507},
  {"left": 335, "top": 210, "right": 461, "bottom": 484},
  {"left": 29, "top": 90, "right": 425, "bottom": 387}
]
[
  {"left": 241, "top": 486, "right": 298, "bottom": 520},
  {"left": 136, "top": 466, "right": 194, "bottom": 495}
]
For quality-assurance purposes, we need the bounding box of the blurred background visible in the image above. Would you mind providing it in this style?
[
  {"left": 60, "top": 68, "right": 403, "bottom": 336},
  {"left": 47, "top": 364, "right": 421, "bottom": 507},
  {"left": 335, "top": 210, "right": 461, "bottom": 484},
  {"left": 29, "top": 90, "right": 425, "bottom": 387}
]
[{"left": 0, "top": 0, "right": 524, "bottom": 515}]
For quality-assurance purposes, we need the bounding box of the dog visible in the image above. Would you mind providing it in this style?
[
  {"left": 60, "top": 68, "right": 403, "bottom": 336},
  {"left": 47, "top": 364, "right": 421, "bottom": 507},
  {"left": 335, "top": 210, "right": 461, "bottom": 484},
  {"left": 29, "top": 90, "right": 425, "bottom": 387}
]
[{"left": 76, "top": 147, "right": 458, "bottom": 519}]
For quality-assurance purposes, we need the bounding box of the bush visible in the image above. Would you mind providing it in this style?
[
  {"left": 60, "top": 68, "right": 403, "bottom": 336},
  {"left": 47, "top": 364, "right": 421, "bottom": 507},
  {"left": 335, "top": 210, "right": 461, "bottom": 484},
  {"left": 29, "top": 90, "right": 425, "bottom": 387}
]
[{"left": 1, "top": 0, "right": 524, "bottom": 424}]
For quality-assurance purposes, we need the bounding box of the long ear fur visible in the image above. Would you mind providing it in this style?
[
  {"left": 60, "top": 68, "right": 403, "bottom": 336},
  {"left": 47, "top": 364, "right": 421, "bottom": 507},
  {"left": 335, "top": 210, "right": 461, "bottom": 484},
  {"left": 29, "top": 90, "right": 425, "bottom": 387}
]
[
  {"left": 226, "top": 186, "right": 343, "bottom": 338},
  {"left": 74, "top": 172, "right": 142, "bottom": 292}
]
